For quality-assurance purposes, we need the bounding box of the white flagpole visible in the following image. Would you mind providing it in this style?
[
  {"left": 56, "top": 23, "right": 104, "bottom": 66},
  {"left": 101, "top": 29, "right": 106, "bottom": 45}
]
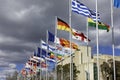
[
  {"left": 69, "top": 0, "right": 73, "bottom": 80},
  {"left": 86, "top": 18, "right": 90, "bottom": 80},
  {"left": 46, "top": 30, "right": 48, "bottom": 80},
  {"left": 55, "top": 16, "right": 58, "bottom": 80},
  {"left": 32, "top": 53, "right": 34, "bottom": 80},
  {"left": 40, "top": 41, "right": 42, "bottom": 80},
  {"left": 61, "top": 60, "right": 63, "bottom": 80},
  {"left": 35, "top": 49, "right": 37, "bottom": 80},
  {"left": 95, "top": 0, "right": 100, "bottom": 80},
  {"left": 111, "top": 0, "right": 116, "bottom": 80}
]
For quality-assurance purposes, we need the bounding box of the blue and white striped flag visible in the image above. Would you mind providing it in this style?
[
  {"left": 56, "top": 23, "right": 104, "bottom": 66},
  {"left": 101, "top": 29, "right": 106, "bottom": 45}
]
[
  {"left": 41, "top": 40, "right": 56, "bottom": 52},
  {"left": 72, "top": 0, "right": 100, "bottom": 21}
]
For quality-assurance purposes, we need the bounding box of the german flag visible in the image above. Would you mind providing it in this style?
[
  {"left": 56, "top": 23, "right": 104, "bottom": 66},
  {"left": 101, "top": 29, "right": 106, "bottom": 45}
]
[{"left": 57, "top": 18, "right": 72, "bottom": 32}]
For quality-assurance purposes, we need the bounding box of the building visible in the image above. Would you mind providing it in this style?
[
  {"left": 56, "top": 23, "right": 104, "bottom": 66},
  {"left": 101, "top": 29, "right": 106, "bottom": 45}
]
[{"left": 59, "top": 46, "right": 120, "bottom": 80}]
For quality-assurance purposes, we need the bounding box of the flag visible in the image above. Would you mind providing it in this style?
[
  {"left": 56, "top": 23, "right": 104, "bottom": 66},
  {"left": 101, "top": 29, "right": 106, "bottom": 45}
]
[
  {"left": 48, "top": 49, "right": 63, "bottom": 60},
  {"left": 72, "top": 28, "right": 90, "bottom": 42},
  {"left": 41, "top": 48, "right": 47, "bottom": 58},
  {"left": 37, "top": 47, "right": 47, "bottom": 58},
  {"left": 72, "top": 0, "right": 100, "bottom": 21},
  {"left": 30, "top": 56, "right": 39, "bottom": 63},
  {"left": 25, "top": 62, "right": 31, "bottom": 69},
  {"left": 55, "top": 44, "right": 76, "bottom": 55},
  {"left": 32, "top": 56, "right": 45, "bottom": 62},
  {"left": 47, "top": 60, "right": 56, "bottom": 71},
  {"left": 55, "top": 45, "right": 71, "bottom": 55},
  {"left": 48, "top": 31, "right": 56, "bottom": 42},
  {"left": 27, "top": 60, "right": 33, "bottom": 65},
  {"left": 21, "top": 69, "right": 27, "bottom": 76},
  {"left": 43, "top": 56, "right": 56, "bottom": 62},
  {"left": 48, "top": 52, "right": 55, "bottom": 59},
  {"left": 114, "top": 0, "right": 120, "bottom": 8},
  {"left": 29, "top": 69, "right": 36, "bottom": 75},
  {"left": 48, "top": 31, "right": 60, "bottom": 44},
  {"left": 59, "top": 38, "right": 78, "bottom": 50},
  {"left": 41, "top": 40, "right": 56, "bottom": 51},
  {"left": 33, "top": 50, "right": 45, "bottom": 62},
  {"left": 33, "top": 63, "right": 37, "bottom": 72},
  {"left": 40, "top": 48, "right": 56, "bottom": 62},
  {"left": 57, "top": 18, "right": 71, "bottom": 32},
  {"left": 48, "top": 31, "right": 79, "bottom": 50},
  {"left": 41, "top": 62, "right": 47, "bottom": 68},
  {"left": 88, "top": 18, "right": 110, "bottom": 32},
  {"left": 57, "top": 54, "right": 62, "bottom": 60},
  {"left": 36, "top": 47, "right": 41, "bottom": 57}
]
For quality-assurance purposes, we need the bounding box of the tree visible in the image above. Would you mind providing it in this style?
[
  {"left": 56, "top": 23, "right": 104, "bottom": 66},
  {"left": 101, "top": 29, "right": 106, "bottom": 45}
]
[
  {"left": 100, "top": 62, "right": 112, "bottom": 80},
  {"left": 57, "top": 63, "right": 80, "bottom": 80},
  {"left": 100, "top": 59, "right": 120, "bottom": 80},
  {"left": 6, "top": 71, "right": 18, "bottom": 80}
]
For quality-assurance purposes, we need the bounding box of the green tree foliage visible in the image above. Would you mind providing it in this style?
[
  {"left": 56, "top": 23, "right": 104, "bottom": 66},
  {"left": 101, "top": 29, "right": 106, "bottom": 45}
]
[
  {"left": 6, "top": 71, "right": 18, "bottom": 80},
  {"left": 100, "top": 59, "right": 120, "bottom": 80},
  {"left": 100, "top": 62, "right": 112, "bottom": 80}
]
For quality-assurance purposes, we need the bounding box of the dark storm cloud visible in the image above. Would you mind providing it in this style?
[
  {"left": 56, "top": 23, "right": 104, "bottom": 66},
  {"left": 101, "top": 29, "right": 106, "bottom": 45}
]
[{"left": 0, "top": 50, "right": 31, "bottom": 63}]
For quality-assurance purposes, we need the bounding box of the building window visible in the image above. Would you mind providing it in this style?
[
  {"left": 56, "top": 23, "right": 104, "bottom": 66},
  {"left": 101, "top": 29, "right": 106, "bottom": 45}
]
[{"left": 81, "top": 53, "right": 83, "bottom": 64}]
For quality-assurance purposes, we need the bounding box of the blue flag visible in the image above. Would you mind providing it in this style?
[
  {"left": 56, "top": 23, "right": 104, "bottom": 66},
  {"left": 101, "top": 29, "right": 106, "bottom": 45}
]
[
  {"left": 48, "top": 31, "right": 60, "bottom": 44},
  {"left": 47, "top": 60, "right": 56, "bottom": 71},
  {"left": 48, "top": 31, "right": 55, "bottom": 42},
  {"left": 72, "top": 0, "right": 100, "bottom": 21},
  {"left": 114, "top": 0, "right": 120, "bottom": 8},
  {"left": 37, "top": 47, "right": 41, "bottom": 57},
  {"left": 36, "top": 47, "right": 47, "bottom": 57}
]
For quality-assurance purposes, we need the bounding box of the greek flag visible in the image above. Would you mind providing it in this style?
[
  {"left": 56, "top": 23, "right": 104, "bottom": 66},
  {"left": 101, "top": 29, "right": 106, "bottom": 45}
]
[
  {"left": 72, "top": 0, "right": 100, "bottom": 21},
  {"left": 41, "top": 40, "right": 56, "bottom": 52}
]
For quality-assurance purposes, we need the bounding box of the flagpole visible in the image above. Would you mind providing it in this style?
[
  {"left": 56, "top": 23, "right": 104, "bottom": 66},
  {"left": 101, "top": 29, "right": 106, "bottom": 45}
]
[
  {"left": 31, "top": 54, "right": 33, "bottom": 80},
  {"left": 95, "top": 0, "right": 100, "bottom": 80},
  {"left": 29, "top": 57, "right": 31, "bottom": 80},
  {"left": 35, "top": 49, "right": 37, "bottom": 80},
  {"left": 32, "top": 54, "right": 34, "bottom": 80},
  {"left": 55, "top": 16, "right": 58, "bottom": 80},
  {"left": 86, "top": 18, "right": 90, "bottom": 80},
  {"left": 69, "top": 0, "right": 73, "bottom": 80},
  {"left": 46, "top": 30, "right": 48, "bottom": 80},
  {"left": 40, "top": 41, "right": 42, "bottom": 80},
  {"left": 61, "top": 60, "right": 63, "bottom": 80},
  {"left": 111, "top": 0, "right": 116, "bottom": 80}
]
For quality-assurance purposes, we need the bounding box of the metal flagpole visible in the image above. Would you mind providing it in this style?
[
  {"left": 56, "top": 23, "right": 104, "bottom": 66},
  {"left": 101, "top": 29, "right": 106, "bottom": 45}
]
[
  {"left": 40, "top": 41, "right": 42, "bottom": 80},
  {"left": 29, "top": 55, "right": 32, "bottom": 80},
  {"left": 111, "top": 0, "right": 116, "bottom": 80},
  {"left": 59, "top": 48, "right": 63, "bottom": 80},
  {"left": 95, "top": 0, "right": 100, "bottom": 80},
  {"left": 46, "top": 30, "right": 48, "bottom": 80},
  {"left": 32, "top": 54, "right": 34, "bottom": 80},
  {"left": 69, "top": 0, "right": 73, "bottom": 80},
  {"left": 61, "top": 60, "right": 63, "bottom": 80},
  {"left": 55, "top": 16, "right": 58, "bottom": 80},
  {"left": 30, "top": 53, "right": 33, "bottom": 80},
  {"left": 86, "top": 18, "right": 90, "bottom": 80},
  {"left": 35, "top": 49, "right": 37, "bottom": 80}
]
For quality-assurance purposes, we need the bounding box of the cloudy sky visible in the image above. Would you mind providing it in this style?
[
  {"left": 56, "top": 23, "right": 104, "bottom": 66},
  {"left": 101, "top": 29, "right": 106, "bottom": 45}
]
[{"left": 0, "top": 0, "right": 120, "bottom": 79}]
